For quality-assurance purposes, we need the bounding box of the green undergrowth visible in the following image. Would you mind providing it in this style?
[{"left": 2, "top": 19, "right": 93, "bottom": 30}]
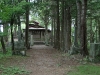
[
  {"left": 0, "top": 65, "right": 30, "bottom": 75},
  {"left": 0, "top": 51, "right": 28, "bottom": 66},
  {"left": 0, "top": 47, "right": 30, "bottom": 75},
  {"left": 67, "top": 64, "right": 100, "bottom": 75},
  {"left": 0, "top": 48, "right": 12, "bottom": 59},
  {"left": 0, "top": 55, "right": 28, "bottom": 65},
  {"left": 0, "top": 47, "right": 27, "bottom": 59}
]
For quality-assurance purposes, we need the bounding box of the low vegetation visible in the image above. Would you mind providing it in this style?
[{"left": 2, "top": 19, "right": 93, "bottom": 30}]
[
  {"left": 0, "top": 47, "right": 30, "bottom": 75},
  {"left": 0, "top": 65, "right": 30, "bottom": 75},
  {"left": 68, "top": 64, "right": 100, "bottom": 75}
]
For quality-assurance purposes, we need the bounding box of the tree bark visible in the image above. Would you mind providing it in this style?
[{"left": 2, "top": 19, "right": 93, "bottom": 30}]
[
  {"left": 76, "top": 0, "right": 82, "bottom": 46},
  {"left": 25, "top": 0, "right": 29, "bottom": 49},
  {"left": 56, "top": 0, "right": 60, "bottom": 50},
  {"left": 51, "top": 18, "right": 54, "bottom": 46},
  {"left": 95, "top": 19, "right": 98, "bottom": 42},
  {"left": 66, "top": 7, "right": 71, "bottom": 52},
  {"left": 74, "top": 18, "right": 78, "bottom": 46},
  {"left": 44, "top": 18, "right": 49, "bottom": 46},
  {"left": 61, "top": 1, "right": 65, "bottom": 51},
  {"left": 1, "top": 36, "right": 6, "bottom": 54},
  {"left": 64, "top": 5, "right": 67, "bottom": 52},
  {"left": 10, "top": 17, "right": 15, "bottom": 55},
  {"left": 98, "top": 18, "right": 100, "bottom": 42},
  {"left": 90, "top": 18, "right": 94, "bottom": 43},
  {"left": 17, "top": 15, "right": 22, "bottom": 42},
  {"left": 80, "top": 0, "right": 88, "bottom": 56},
  {"left": 54, "top": 18, "right": 57, "bottom": 48},
  {"left": 3, "top": 23, "right": 8, "bottom": 42}
]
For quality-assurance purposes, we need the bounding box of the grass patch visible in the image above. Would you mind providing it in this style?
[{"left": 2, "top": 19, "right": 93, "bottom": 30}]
[
  {"left": 0, "top": 48, "right": 12, "bottom": 59},
  {"left": 0, "top": 47, "right": 28, "bottom": 65},
  {"left": 68, "top": 64, "right": 100, "bottom": 75},
  {"left": 0, "top": 65, "right": 30, "bottom": 75}
]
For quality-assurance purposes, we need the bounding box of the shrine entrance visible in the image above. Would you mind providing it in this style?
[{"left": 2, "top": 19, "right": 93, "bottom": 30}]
[{"left": 23, "top": 21, "right": 51, "bottom": 45}]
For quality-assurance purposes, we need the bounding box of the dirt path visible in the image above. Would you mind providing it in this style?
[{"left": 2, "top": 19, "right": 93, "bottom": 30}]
[
  {"left": 25, "top": 45, "right": 67, "bottom": 75},
  {"left": 24, "top": 45, "right": 79, "bottom": 75},
  {"left": 0, "top": 45, "right": 79, "bottom": 75}
]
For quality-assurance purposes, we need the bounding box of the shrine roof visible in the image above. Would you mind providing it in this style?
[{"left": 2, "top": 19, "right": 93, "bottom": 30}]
[
  {"left": 23, "top": 21, "right": 51, "bottom": 32},
  {"left": 29, "top": 24, "right": 44, "bottom": 28},
  {"left": 29, "top": 21, "right": 45, "bottom": 28}
]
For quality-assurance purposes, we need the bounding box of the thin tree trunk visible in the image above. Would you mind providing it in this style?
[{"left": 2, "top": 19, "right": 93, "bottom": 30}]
[
  {"left": 76, "top": 0, "right": 82, "bottom": 46},
  {"left": 1, "top": 36, "right": 6, "bottom": 54},
  {"left": 56, "top": 0, "right": 60, "bottom": 50},
  {"left": 45, "top": 21, "right": 49, "bottom": 46},
  {"left": 10, "top": 18, "right": 15, "bottom": 55},
  {"left": 66, "top": 7, "right": 71, "bottom": 52},
  {"left": 14, "top": 25, "right": 17, "bottom": 38},
  {"left": 64, "top": 5, "right": 67, "bottom": 52},
  {"left": 61, "top": 1, "right": 65, "bottom": 51},
  {"left": 3, "top": 23, "right": 8, "bottom": 42},
  {"left": 25, "top": 0, "right": 29, "bottom": 49},
  {"left": 95, "top": 19, "right": 98, "bottom": 42},
  {"left": 53, "top": 4, "right": 57, "bottom": 48},
  {"left": 54, "top": 18, "right": 57, "bottom": 48},
  {"left": 71, "top": 18, "right": 79, "bottom": 54},
  {"left": 0, "top": 24, "right": 6, "bottom": 54},
  {"left": 90, "top": 18, "right": 94, "bottom": 43},
  {"left": 74, "top": 18, "right": 78, "bottom": 46},
  {"left": 51, "top": 18, "right": 54, "bottom": 46},
  {"left": 17, "top": 15, "right": 22, "bottom": 41},
  {"left": 98, "top": 18, "right": 100, "bottom": 42}
]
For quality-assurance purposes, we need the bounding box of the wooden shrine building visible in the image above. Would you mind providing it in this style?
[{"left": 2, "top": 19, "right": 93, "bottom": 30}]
[{"left": 23, "top": 21, "right": 51, "bottom": 45}]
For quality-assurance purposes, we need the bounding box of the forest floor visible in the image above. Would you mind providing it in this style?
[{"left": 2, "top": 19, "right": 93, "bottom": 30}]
[{"left": 0, "top": 45, "right": 82, "bottom": 75}]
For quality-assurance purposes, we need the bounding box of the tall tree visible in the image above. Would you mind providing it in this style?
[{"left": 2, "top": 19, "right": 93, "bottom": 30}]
[
  {"left": 80, "top": 0, "right": 88, "bottom": 56},
  {"left": 60, "top": 0, "right": 65, "bottom": 51},
  {"left": 25, "top": 0, "right": 30, "bottom": 49},
  {"left": 66, "top": 7, "right": 71, "bottom": 52},
  {"left": 56, "top": 0, "right": 60, "bottom": 49}
]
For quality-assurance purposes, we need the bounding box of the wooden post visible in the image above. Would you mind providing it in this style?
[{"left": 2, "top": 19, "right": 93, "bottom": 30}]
[
  {"left": 40, "top": 31, "right": 43, "bottom": 41},
  {"left": 30, "top": 32, "right": 34, "bottom": 46}
]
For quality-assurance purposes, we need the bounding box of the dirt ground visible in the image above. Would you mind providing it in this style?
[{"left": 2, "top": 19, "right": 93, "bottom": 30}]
[{"left": 0, "top": 45, "right": 80, "bottom": 75}]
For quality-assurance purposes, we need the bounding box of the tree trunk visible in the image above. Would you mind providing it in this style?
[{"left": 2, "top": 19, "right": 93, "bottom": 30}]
[
  {"left": 17, "top": 15, "right": 22, "bottom": 42},
  {"left": 53, "top": 3, "right": 57, "bottom": 49},
  {"left": 70, "top": 18, "right": 79, "bottom": 54},
  {"left": 54, "top": 18, "right": 57, "bottom": 48},
  {"left": 52, "top": 3, "right": 57, "bottom": 48},
  {"left": 61, "top": 1, "right": 65, "bottom": 51},
  {"left": 1, "top": 36, "right": 6, "bottom": 54},
  {"left": 66, "top": 7, "right": 71, "bottom": 52},
  {"left": 95, "top": 19, "right": 98, "bottom": 42},
  {"left": 0, "top": 24, "right": 6, "bottom": 54},
  {"left": 64, "top": 5, "right": 67, "bottom": 52},
  {"left": 3, "top": 23, "right": 8, "bottom": 42},
  {"left": 25, "top": 0, "right": 29, "bottom": 49},
  {"left": 80, "top": 0, "right": 88, "bottom": 56},
  {"left": 98, "top": 18, "right": 100, "bottom": 42},
  {"left": 10, "top": 18, "right": 15, "bottom": 55},
  {"left": 51, "top": 18, "right": 54, "bottom": 46},
  {"left": 74, "top": 18, "right": 78, "bottom": 47},
  {"left": 45, "top": 21, "right": 49, "bottom": 46},
  {"left": 56, "top": 0, "right": 60, "bottom": 50},
  {"left": 76, "top": 0, "right": 82, "bottom": 46},
  {"left": 90, "top": 18, "right": 94, "bottom": 43}
]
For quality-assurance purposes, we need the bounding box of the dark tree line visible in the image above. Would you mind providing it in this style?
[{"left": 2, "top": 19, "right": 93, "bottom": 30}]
[{"left": 0, "top": 0, "right": 100, "bottom": 57}]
